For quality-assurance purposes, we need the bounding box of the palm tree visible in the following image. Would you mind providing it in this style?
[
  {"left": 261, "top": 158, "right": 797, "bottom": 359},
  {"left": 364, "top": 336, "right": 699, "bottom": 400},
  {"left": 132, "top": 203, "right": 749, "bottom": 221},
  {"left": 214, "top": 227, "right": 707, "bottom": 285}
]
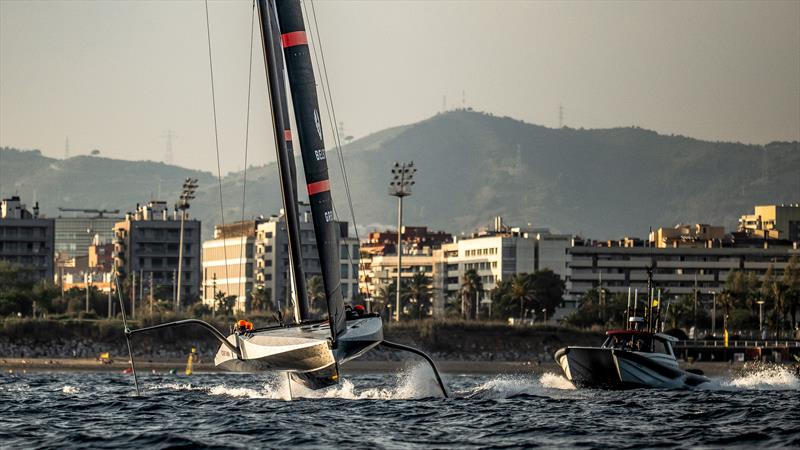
[
  {"left": 460, "top": 269, "right": 483, "bottom": 320},
  {"left": 250, "top": 286, "right": 270, "bottom": 313},
  {"left": 374, "top": 280, "right": 399, "bottom": 320},
  {"left": 782, "top": 254, "right": 800, "bottom": 330},
  {"left": 489, "top": 279, "right": 511, "bottom": 320},
  {"left": 306, "top": 275, "right": 325, "bottom": 314},
  {"left": 508, "top": 274, "right": 535, "bottom": 323},
  {"left": 717, "top": 290, "right": 736, "bottom": 334},
  {"left": 406, "top": 272, "right": 432, "bottom": 320}
]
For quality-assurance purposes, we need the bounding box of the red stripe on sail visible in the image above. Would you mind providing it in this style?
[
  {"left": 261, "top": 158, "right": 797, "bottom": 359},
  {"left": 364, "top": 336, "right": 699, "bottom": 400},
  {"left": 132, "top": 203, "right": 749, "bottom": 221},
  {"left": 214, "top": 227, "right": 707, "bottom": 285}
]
[
  {"left": 307, "top": 180, "right": 330, "bottom": 196},
  {"left": 281, "top": 31, "right": 307, "bottom": 48},
  {"left": 284, "top": 129, "right": 292, "bottom": 141}
]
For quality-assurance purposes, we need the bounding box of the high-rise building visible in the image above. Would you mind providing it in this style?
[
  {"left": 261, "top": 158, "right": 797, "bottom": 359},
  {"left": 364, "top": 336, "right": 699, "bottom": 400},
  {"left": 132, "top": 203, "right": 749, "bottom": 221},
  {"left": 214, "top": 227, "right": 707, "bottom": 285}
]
[
  {"left": 114, "top": 201, "right": 201, "bottom": 301},
  {"left": 0, "top": 196, "right": 54, "bottom": 281}
]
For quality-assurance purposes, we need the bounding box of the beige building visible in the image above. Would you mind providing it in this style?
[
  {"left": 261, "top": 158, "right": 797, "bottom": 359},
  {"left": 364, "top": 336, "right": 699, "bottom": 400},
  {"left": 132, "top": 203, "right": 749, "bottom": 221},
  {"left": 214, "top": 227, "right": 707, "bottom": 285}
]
[
  {"left": 360, "top": 218, "right": 572, "bottom": 319},
  {"left": 202, "top": 203, "right": 361, "bottom": 314},
  {"left": 739, "top": 204, "right": 800, "bottom": 241},
  {"left": 0, "top": 196, "right": 55, "bottom": 282},
  {"left": 649, "top": 224, "right": 726, "bottom": 248},
  {"left": 202, "top": 221, "right": 258, "bottom": 313}
]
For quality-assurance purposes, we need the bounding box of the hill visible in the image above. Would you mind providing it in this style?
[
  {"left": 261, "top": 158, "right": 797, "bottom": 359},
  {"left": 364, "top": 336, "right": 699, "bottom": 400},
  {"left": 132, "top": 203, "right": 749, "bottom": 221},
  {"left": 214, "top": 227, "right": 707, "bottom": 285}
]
[{"left": 1, "top": 110, "right": 798, "bottom": 239}]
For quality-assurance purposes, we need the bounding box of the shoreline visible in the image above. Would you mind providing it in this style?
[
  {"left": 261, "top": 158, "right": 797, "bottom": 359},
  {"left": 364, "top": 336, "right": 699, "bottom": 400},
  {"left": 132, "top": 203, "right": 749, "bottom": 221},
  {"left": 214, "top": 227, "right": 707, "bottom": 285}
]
[{"left": 0, "top": 357, "right": 761, "bottom": 377}]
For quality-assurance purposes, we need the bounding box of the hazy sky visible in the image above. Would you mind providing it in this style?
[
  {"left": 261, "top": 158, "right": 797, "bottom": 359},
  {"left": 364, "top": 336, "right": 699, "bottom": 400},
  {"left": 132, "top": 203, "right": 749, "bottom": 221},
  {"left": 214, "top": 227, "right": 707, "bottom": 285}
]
[{"left": 1, "top": 0, "right": 798, "bottom": 174}]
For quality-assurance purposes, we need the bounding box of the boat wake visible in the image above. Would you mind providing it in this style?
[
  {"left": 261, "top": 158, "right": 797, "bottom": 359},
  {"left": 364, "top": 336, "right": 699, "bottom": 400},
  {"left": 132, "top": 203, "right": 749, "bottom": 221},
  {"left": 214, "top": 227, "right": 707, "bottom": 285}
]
[
  {"left": 703, "top": 363, "right": 800, "bottom": 391},
  {"left": 148, "top": 367, "right": 577, "bottom": 400}
]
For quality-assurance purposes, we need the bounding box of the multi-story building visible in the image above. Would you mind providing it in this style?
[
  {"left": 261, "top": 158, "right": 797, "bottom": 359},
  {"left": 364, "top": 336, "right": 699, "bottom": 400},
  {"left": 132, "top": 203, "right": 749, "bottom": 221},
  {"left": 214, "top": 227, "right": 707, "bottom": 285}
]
[
  {"left": 54, "top": 214, "right": 122, "bottom": 260},
  {"left": 114, "top": 201, "right": 201, "bottom": 301},
  {"left": 739, "top": 204, "right": 800, "bottom": 241},
  {"left": 202, "top": 220, "right": 258, "bottom": 313},
  {"left": 0, "top": 196, "right": 55, "bottom": 281},
  {"left": 567, "top": 243, "right": 800, "bottom": 308},
  {"left": 360, "top": 217, "right": 572, "bottom": 319},
  {"left": 201, "top": 203, "right": 360, "bottom": 313}
]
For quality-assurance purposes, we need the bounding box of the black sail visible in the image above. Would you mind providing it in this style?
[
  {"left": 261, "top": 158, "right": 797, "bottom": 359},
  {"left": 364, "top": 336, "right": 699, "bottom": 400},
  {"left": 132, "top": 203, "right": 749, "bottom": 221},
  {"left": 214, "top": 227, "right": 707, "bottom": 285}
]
[
  {"left": 256, "top": 0, "right": 309, "bottom": 320},
  {"left": 275, "top": 0, "right": 346, "bottom": 341}
]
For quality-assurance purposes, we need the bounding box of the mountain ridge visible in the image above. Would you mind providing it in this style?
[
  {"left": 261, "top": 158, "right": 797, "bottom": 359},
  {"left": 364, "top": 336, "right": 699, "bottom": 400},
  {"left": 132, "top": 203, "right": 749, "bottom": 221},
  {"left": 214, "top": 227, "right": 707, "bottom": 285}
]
[{"left": 1, "top": 110, "right": 798, "bottom": 239}]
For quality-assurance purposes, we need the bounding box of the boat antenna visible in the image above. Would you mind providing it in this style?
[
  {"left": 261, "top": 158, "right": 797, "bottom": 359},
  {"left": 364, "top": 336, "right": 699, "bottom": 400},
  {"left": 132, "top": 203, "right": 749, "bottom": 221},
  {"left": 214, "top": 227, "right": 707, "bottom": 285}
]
[
  {"left": 625, "top": 287, "right": 631, "bottom": 325},
  {"left": 115, "top": 274, "right": 140, "bottom": 396}
]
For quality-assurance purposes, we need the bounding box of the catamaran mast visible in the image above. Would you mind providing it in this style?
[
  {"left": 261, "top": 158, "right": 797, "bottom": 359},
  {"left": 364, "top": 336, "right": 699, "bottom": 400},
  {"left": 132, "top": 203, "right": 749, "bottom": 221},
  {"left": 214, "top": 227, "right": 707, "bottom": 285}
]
[
  {"left": 256, "top": 0, "right": 310, "bottom": 321},
  {"left": 275, "top": 0, "right": 346, "bottom": 342}
]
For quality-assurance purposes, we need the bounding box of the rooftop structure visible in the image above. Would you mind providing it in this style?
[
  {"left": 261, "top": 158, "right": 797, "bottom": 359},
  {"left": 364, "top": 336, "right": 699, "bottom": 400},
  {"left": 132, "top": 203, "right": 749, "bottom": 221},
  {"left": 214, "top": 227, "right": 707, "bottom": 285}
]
[
  {"left": 648, "top": 224, "right": 726, "bottom": 248},
  {"left": 739, "top": 204, "right": 800, "bottom": 241}
]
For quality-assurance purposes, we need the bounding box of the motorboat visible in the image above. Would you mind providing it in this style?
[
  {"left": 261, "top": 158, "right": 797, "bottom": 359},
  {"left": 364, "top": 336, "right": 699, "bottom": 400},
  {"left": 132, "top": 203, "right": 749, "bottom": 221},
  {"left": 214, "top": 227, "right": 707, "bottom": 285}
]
[
  {"left": 556, "top": 275, "right": 709, "bottom": 389},
  {"left": 555, "top": 328, "right": 710, "bottom": 389}
]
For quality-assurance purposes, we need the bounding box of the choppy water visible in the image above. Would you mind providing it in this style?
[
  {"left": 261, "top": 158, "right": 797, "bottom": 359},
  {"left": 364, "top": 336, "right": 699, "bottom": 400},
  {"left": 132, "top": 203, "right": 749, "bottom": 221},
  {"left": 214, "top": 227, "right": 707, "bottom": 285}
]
[{"left": 1, "top": 364, "right": 798, "bottom": 449}]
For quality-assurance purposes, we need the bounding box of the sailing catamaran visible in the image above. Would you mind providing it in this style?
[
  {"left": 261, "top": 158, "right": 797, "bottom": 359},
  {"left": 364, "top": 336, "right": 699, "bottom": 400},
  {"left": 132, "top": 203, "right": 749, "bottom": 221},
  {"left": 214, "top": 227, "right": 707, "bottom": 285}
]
[{"left": 117, "top": 0, "right": 447, "bottom": 398}]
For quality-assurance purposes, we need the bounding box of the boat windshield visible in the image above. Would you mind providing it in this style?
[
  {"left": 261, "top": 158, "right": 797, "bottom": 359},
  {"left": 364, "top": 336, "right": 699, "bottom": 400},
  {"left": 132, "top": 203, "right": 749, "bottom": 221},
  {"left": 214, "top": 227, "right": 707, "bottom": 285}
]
[{"left": 602, "top": 333, "right": 653, "bottom": 352}]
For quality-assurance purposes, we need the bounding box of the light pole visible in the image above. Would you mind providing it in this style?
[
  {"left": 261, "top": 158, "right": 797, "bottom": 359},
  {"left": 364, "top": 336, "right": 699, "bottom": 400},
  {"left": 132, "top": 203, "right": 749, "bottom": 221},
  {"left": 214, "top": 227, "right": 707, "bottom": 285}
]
[
  {"left": 85, "top": 271, "right": 91, "bottom": 313},
  {"left": 710, "top": 291, "right": 716, "bottom": 337},
  {"left": 86, "top": 228, "right": 93, "bottom": 313},
  {"left": 542, "top": 308, "right": 547, "bottom": 324},
  {"left": 757, "top": 299, "right": 765, "bottom": 332},
  {"left": 176, "top": 178, "right": 198, "bottom": 312},
  {"left": 389, "top": 161, "right": 416, "bottom": 322}
]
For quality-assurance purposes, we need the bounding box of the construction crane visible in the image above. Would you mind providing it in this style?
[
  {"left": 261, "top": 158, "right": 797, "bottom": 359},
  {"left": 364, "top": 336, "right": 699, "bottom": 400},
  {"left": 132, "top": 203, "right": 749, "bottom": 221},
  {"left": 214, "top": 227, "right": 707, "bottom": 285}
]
[{"left": 58, "top": 207, "right": 120, "bottom": 218}]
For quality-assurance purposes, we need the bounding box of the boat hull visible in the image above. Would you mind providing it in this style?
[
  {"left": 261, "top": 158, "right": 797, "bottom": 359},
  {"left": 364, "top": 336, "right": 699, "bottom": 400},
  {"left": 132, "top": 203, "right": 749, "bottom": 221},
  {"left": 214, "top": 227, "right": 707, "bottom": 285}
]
[{"left": 555, "top": 346, "right": 709, "bottom": 389}]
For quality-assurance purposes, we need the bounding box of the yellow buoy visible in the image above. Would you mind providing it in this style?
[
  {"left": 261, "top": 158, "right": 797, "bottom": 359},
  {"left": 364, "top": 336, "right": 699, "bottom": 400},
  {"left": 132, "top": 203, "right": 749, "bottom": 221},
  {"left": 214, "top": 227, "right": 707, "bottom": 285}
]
[{"left": 185, "top": 347, "right": 197, "bottom": 375}]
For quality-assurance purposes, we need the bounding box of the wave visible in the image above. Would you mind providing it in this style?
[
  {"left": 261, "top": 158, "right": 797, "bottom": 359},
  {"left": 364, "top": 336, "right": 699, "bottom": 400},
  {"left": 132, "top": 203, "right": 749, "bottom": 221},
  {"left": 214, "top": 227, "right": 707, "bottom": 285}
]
[
  {"left": 61, "top": 385, "right": 80, "bottom": 394},
  {"left": 152, "top": 367, "right": 580, "bottom": 401},
  {"left": 716, "top": 363, "right": 799, "bottom": 391}
]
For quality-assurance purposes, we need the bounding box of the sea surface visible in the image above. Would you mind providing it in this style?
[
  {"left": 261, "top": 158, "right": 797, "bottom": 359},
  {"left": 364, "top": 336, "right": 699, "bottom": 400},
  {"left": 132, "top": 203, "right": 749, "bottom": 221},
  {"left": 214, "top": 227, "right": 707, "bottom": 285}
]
[{"left": 1, "top": 364, "right": 798, "bottom": 449}]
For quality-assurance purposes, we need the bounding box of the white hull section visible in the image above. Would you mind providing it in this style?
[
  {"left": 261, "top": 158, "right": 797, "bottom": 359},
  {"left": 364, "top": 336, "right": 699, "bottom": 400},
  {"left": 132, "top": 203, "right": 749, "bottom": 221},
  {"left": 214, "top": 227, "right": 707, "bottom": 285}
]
[{"left": 214, "top": 316, "right": 383, "bottom": 373}]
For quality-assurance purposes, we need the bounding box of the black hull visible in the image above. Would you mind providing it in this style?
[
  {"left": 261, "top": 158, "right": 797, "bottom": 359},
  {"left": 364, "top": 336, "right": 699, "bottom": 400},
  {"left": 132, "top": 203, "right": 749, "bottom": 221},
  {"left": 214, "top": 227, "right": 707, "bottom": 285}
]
[{"left": 555, "top": 347, "right": 709, "bottom": 389}]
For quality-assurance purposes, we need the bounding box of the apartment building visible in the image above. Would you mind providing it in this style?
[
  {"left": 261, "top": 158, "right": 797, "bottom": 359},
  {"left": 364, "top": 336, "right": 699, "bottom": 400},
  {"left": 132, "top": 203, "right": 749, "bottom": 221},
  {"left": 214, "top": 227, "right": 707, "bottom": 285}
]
[
  {"left": 114, "top": 201, "right": 201, "bottom": 301},
  {"left": 201, "top": 220, "right": 258, "bottom": 313},
  {"left": 202, "top": 203, "right": 360, "bottom": 313},
  {"left": 360, "top": 217, "right": 572, "bottom": 319},
  {"left": 0, "top": 196, "right": 54, "bottom": 281}
]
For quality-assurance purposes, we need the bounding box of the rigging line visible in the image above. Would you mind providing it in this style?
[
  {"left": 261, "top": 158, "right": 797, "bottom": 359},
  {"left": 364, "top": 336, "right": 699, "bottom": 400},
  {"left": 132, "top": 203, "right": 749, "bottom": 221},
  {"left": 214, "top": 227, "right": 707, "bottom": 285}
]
[
  {"left": 237, "top": 0, "right": 257, "bottom": 302},
  {"left": 304, "top": 0, "right": 371, "bottom": 301},
  {"left": 204, "top": 0, "right": 231, "bottom": 298}
]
